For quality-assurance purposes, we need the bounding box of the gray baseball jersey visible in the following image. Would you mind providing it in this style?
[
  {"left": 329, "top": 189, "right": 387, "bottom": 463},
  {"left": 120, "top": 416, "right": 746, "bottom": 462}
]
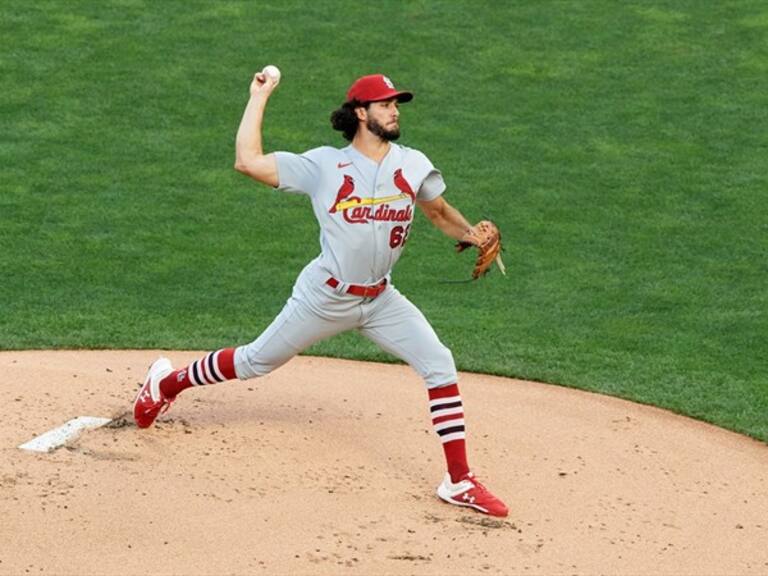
[{"left": 274, "top": 143, "right": 445, "bottom": 284}]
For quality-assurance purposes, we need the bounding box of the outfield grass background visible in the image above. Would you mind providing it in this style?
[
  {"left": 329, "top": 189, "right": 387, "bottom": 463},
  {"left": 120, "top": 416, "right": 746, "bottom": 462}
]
[{"left": 2, "top": 1, "right": 766, "bottom": 441}]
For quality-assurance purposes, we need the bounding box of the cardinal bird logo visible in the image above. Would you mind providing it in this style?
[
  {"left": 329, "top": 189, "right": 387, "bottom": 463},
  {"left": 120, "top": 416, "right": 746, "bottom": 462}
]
[
  {"left": 393, "top": 169, "right": 415, "bottom": 204},
  {"left": 329, "top": 174, "right": 356, "bottom": 213}
]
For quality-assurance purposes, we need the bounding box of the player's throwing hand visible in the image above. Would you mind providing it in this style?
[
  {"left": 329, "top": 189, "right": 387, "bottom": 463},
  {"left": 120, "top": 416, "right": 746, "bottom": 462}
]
[{"left": 250, "top": 67, "right": 280, "bottom": 98}]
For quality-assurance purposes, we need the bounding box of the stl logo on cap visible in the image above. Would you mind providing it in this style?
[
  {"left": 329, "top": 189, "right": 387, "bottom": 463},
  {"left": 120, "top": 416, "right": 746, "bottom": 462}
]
[{"left": 382, "top": 76, "right": 395, "bottom": 89}]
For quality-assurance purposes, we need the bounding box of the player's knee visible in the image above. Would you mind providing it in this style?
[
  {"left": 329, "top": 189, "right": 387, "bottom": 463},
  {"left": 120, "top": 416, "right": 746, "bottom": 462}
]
[
  {"left": 234, "top": 343, "right": 287, "bottom": 380},
  {"left": 423, "top": 345, "right": 458, "bottom": 388}
]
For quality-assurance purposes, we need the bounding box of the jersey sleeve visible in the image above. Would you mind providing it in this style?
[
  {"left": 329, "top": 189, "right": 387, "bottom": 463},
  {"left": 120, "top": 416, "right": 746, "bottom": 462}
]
[
  {"left": 418, "top": 169, "right": 446, "bottom": 201},
  {"left": 410, "top": 149, "right": 446, "bottom": 201},
  {"left": 274, "top": 148, "right": 326, "bottom": 196}
]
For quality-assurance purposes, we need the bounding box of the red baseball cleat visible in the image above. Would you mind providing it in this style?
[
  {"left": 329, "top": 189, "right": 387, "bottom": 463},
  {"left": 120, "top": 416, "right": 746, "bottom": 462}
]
[
  {"left": 133, "top": 357, "right": 175, "bottom": 429},
  {"left": 437, "top": 472, "right": 509, "bottom": 517}
]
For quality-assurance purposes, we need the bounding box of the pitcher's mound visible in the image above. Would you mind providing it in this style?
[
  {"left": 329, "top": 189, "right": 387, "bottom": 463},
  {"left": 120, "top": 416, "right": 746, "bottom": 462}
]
[{"left": 2, "top": 350, "right": 767, "bottom": 575}]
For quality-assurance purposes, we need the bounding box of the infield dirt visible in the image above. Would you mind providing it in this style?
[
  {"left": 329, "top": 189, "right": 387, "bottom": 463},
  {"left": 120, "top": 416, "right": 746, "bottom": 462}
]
[{"left": 2, "top": 350, "right": 767, "bottom": 575}]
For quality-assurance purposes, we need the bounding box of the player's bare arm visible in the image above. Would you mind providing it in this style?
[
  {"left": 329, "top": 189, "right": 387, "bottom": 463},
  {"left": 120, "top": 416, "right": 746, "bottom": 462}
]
[
  {"left": 234, "top": 71, "right": 279, "bottom": 187},
  {"left": 417, "top": 196, "right": 473, "bottom": 241}
]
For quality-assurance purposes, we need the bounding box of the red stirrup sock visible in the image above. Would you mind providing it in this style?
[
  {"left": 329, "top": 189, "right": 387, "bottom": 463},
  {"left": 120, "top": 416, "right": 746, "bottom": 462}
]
[
  {"left": 159, "top": 348, "right": 237, "bottom": 398},
  {"left": 428, "top": 383, "right": 470, "bottom": 483}
]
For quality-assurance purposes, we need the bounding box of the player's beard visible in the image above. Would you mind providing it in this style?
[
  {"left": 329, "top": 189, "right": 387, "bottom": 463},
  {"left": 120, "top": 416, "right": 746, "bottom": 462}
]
[{"left": 367, "top": 117, "right": 400, "bottom": 141}]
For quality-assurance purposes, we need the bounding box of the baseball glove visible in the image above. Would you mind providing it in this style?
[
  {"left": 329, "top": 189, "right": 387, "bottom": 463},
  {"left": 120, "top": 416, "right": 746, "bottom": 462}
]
[{"left": 456, "top": 220, "right": 506, "bottom": 279}]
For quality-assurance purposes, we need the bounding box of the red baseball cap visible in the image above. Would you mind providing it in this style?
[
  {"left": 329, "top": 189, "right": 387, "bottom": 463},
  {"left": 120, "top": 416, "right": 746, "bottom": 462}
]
[{"left": 346, "top": 74, "right": 413, "bottom": 104}]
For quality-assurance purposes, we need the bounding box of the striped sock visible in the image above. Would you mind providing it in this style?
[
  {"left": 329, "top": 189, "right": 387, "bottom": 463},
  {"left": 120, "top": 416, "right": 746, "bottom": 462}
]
[
  {"left": 159, "top": 348, "right": 237, "bottom": 398},
  {"left": 428, "top": 383, "right": 470, "bottom": 483}
]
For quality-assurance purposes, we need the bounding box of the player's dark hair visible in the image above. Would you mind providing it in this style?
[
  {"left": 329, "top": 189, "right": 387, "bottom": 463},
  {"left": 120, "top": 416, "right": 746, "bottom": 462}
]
[{"left": 330, "top": 100, "right": 366, "bottom": 141}]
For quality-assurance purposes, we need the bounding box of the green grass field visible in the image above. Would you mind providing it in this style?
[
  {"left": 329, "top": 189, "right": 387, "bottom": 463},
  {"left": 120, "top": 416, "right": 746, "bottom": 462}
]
[{"left": 2, "top": 1, "right": 766, "bottom": 441}]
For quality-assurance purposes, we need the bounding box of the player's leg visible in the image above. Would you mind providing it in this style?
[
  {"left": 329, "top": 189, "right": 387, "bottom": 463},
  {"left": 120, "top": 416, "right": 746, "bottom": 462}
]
[
  {"left": 134, "top": 295, "right": 355, "bottom": 428},
  {"left": 358, "top": 288, "right": 508, "bottom": 517},
  {"left": 232, "top": 294, "right": 357, "bottom": 379},
  {"left": 359, "top": 290, "right": 466, "bottom": 478}
]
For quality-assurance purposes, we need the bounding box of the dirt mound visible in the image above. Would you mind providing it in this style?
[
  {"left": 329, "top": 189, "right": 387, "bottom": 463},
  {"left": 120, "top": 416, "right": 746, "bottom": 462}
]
[{"left": 1, "top": 350, "right": 766, "bottom": 575}]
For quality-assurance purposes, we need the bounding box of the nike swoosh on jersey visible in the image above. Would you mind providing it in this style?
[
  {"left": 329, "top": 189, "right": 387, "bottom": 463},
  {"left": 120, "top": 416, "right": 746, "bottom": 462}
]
[{"left": 337, "top": 161, "right": 353, "bottom": 168}]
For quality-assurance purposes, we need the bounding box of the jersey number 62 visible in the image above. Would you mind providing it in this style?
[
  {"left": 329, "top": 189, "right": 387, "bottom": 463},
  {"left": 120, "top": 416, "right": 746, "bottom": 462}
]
[{"left": 389, "top": 224, "right": 411, "bottom": 249}]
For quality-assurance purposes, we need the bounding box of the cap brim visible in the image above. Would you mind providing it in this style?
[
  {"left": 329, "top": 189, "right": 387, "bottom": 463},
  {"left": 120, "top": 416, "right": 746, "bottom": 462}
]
[{"left": 361, "top": 90, "right": 414, "bottom": 103}]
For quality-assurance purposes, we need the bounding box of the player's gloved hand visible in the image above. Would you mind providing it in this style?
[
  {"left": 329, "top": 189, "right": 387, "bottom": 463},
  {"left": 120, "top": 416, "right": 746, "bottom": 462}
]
[{"left": 456, "top": 220, "right": 506, "bottom": 279}]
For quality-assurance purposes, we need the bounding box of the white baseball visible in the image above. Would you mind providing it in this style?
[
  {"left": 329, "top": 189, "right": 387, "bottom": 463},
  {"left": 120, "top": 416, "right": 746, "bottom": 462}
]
[{"left": 262, "top": 65, "right": 281, "bottom": 84}]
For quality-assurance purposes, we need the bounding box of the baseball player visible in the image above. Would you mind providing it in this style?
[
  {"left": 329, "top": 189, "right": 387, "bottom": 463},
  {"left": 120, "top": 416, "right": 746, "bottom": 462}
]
[{"left": 133, "top": 70, "right": 508, "bottom": 517}]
